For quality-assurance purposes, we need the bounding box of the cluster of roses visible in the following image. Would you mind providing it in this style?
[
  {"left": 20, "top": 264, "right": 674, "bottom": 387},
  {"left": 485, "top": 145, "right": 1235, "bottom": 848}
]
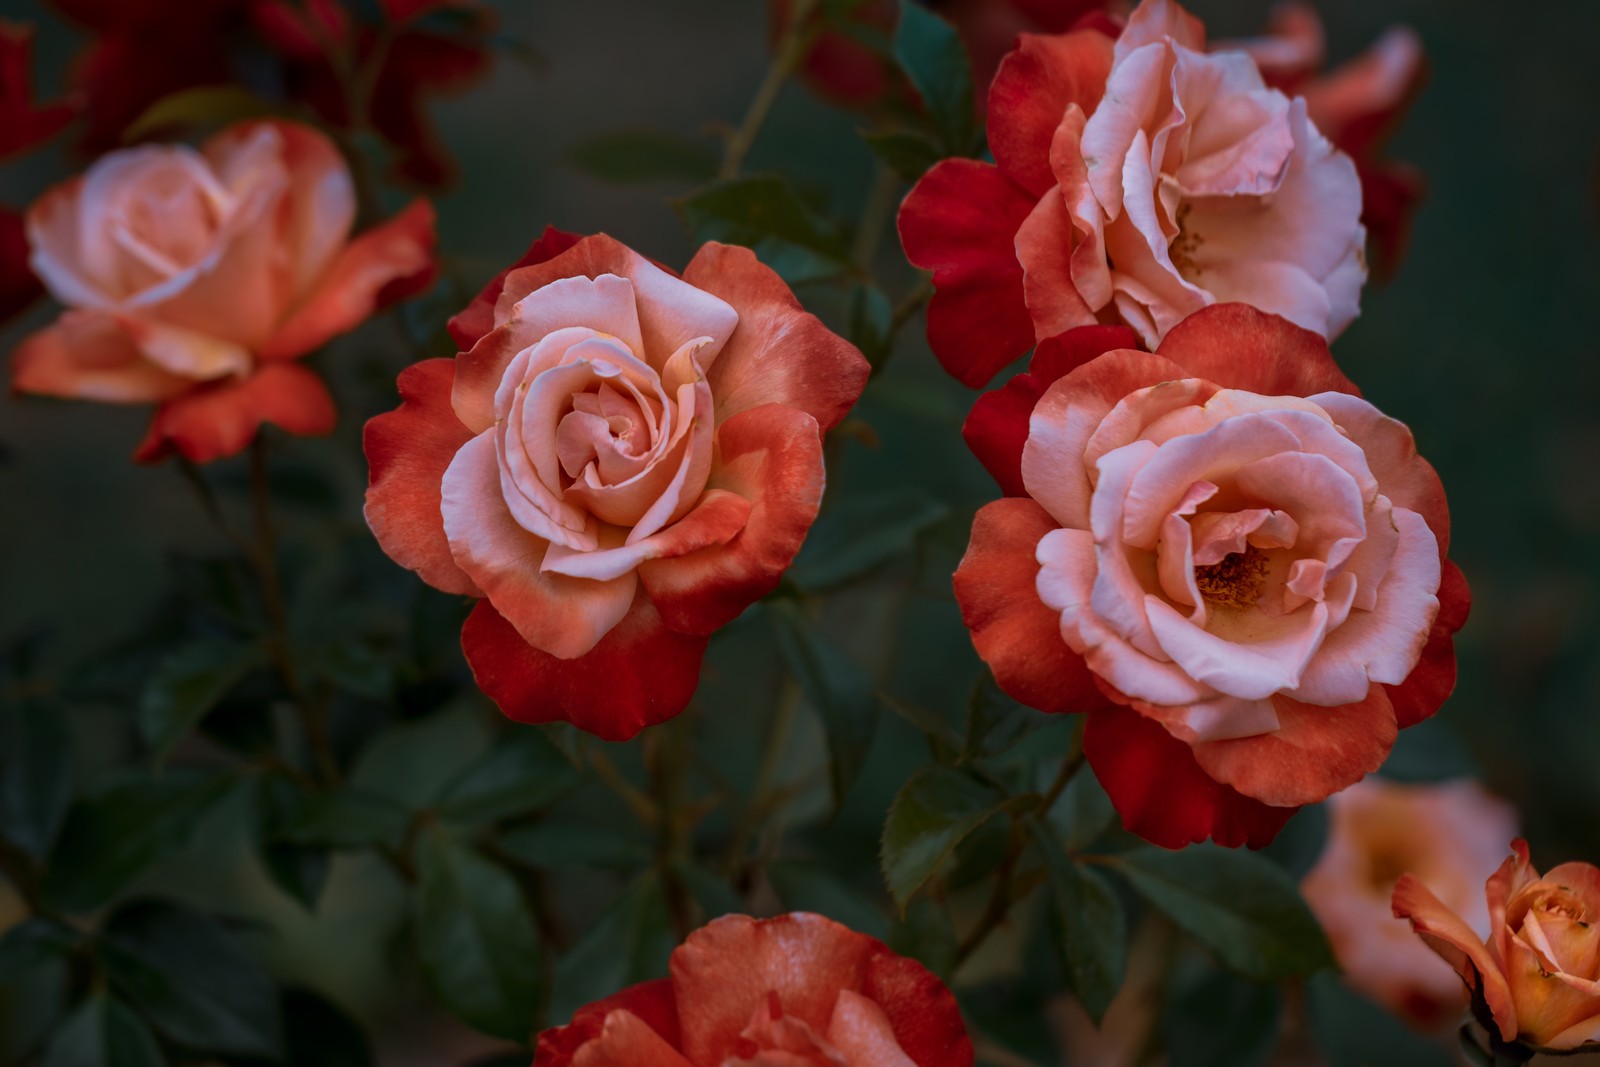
[{"left": 6, "top": 0, "right": 1596, "bottom": 1062}]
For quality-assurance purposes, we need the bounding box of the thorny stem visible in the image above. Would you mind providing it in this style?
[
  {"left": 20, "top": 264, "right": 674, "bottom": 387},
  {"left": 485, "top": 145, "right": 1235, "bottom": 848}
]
[
  {"left": 950, "top": 719, "right": 1087, "bottom": 973},
  {"left": 719, "top": 0, "right": 821, "bottom": 178}
]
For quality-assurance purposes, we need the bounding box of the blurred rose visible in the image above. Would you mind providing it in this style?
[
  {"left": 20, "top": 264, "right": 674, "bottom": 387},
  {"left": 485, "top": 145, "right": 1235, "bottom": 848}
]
[
  {"left": 956, "top": 305, "right": 1468, "bottom": 848},
  {"left": 11, "top": 119, "right": 435, "bottom": 462},
  {"left": 1302, "top": 779, "right": 1518, "bottom": 1029},
  {"left": 1395, "top": 840, "right": 1600, "bottom": 1052},
  {"left": 534, "top": 913, "right": 972, "bottom": 1067},
  {"left": 1224, "top": 3, "right": 1426, "bottom": 280},
  {"left": 899, "top": 0, "right": 1367, "bottom": 385},
  {"left": 364, "top": 231, "right": 868, "bottom": 740}
]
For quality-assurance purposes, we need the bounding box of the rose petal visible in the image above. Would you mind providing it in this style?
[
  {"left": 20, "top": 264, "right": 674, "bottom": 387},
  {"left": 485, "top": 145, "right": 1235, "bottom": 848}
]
[
  {"left": 11, "top": 311, "right": 189, "bottom": 402},
  {"left": 1153, "top": 303, "right": 1358, "bottom": 398},
  {"left": 1382, "top": 559, "right": 1468, "bottom": 728},
  {"left": 133, "top": 362, "right": 335, "bottom": 464},
  {"left": 542, "top": 490, "right": 750, "bottom": 581},
  {"left": 363, "top": 357, "right": 481, "bottom": 596},
  {"left": 533, "top": 979, "right": 681, "bottom": 1067},
  {"left": 1393, "top": 872, "right": 1518, "bottom": 1043},
  {"left": 988, "top": 29, "right": 1115, "bottom": 197},
  {"left": 826, "top": 992, "right": 917, "bottom": 1067},
  {"left": 462, "top": 594, "right": 707, "bottom": 742},
  {"left": 448, "top": 225, "right": 582, "bottom": 351}
]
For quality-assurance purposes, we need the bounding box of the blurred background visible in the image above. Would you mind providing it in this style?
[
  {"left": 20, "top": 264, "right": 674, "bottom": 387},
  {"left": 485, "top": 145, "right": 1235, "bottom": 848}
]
[{"left": 1, "top": 1, "right": 1598, "bottom": 1064}]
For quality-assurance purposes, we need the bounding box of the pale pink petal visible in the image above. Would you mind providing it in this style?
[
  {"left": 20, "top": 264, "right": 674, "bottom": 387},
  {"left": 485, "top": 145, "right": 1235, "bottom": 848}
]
[
  {"left": 826, "top": 991, "right": 918, "bottom": 1067},
  {"left": 1116, "top": 0, "right": 1206, "bottom": 57},
  {"left": 1309, "top": 391, "right": 1451, "bottom": 554},
  {"left": 504, "top": 273, "right": 645, "bottom": 359},
  {"left": 1145, "top": 595, "right": 1331, "bottom": 700},
  {"left": 542, "top": 489, "right": 750, "bottom": 581}
]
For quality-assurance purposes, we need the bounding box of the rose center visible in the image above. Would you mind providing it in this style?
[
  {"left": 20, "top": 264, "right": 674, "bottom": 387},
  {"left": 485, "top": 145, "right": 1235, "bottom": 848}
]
[
  {"left": 1169, "top": 202, "right": 1205, "bottom": 281},
  {"left": 1194, "top": 544, "right": 1268, "bottom": 609}
]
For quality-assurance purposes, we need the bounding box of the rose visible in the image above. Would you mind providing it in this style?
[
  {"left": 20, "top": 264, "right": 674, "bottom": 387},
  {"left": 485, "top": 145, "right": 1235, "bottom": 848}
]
[
  {"left": 364, "top": 230, "right": 869, "bottom": 740},
  {"left": 955, "top": 304, "right": 1468, "bottom": 847},
  {"left": 898, "top": 0, "right": 1367, "bottom": 386},
  {"left": 534, "top": 913, "right": 973, "bottom": 1067},
  {"left": 1224, "top": 3, "right": 1426, "bottom": 280},
  {"left": 11, "top": 119, "right": 436, "bottom": 463},
  {"left": 1302, "top": 779, "right": 1518, "bottom": 1028},
  {"left": 1395, "top": 840, "right": 1600, "bottom": 1052}
]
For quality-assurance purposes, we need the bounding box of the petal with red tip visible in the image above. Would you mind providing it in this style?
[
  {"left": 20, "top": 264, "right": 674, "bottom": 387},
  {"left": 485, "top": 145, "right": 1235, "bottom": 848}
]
[
  {"left": 1153, "top": 303, "right": 1358, "bottom": 398},
  {"left": 448, "top": 226, "right": 583, "bottom": 351},
  {"left": 533, "top": 980, "right": 680, "bottom": 1067},
  {"left": 133, "top": 362, "right": 335, "bottom": 464}
]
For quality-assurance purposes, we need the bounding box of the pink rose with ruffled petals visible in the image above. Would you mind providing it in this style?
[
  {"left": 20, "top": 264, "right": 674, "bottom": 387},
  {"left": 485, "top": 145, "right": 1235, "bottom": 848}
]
[
  {"left": 11, "top": 119, "right": 435, "bottom": 462},
  {"left": 1021, "top": 0, "right": 1367, "bottom": 346}
]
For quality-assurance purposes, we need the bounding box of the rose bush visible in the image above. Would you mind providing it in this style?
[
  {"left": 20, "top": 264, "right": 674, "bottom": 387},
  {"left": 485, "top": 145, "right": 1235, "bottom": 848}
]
[
  {"left": 1395, "top": 839, "right": 1600, "bottom": 1052},
  {"left": 1302, "top": 778, "right": 1517, "bottom": 1028},
  {"left": 534, "top": 913, "right": 972, "bottom": 1067},
  {"left": 364, "top": 230, "right": 869, "bottom": 740},
  {"left": 955, "top": 304, "right": 1467, "bottom": 847},
  {"left": 10, "top": 118, "right": 436, "bottom": 462},
  {"left": 899, "top": 0, "right": 1366, "bottom": 385}
]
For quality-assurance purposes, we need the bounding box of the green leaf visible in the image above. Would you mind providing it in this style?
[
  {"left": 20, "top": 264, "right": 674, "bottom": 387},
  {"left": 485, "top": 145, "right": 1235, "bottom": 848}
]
[
  {"left": 123, "top": 86, "right": 287, "bottom": 142},
  {"left": 550, "top": 876, "right": 674, "bottom": 1024},
  {"left": 892, "top": 2, "right": 976, "bottom": 154},
  {"left": 676, "top": 175, "right": 854, "bottom": 283},
  {"left": 1029, "top": 820, "right": 1125, "bottom": 1023},
  {"left": 1050, "top": 768, "right": 1118, "bottom": 854},
  {"left": 139, "top": 639, "right": 268, "bottom": 764},
  {"left": 43, "top": 771, "right": 233, "bottom": 913},
  {"left": 887, "top": 896, "right": 957, "bottom": 976},
  {"left": 256, "top": 777, "right": 331, "bottom": 912},
  {"left": 280, "top": 987, "right": 372, "bottom": 1067},
  {"left": 0, "top": 697, "right": 75, "bottom": 857},
  {"left": 860, "top": 129, "right": 944, "bottom": 183},
  {"left": 1108, "top": 845, "right": 1335, "bottom": 981},
  {"left": 435, "top": 728, "right": 580, "bottom": 825},
  {"left": 767, "top": 862, "right": 889, "bottom": 940},
  {"left": 41, "top": 994, "right": 164, "bottom": 1067},
  {"left": 568, "top": 129, "right": 718, "bottom": 185},
  {"left": 769, "top": 601, "right": 882, "bottom": 810},
  {"left": 272, "top": 787, "right": 411, "bottom": 852},
  {"left": 1306, "top": 972, "right": 1458, "bottom": 1067},
  {"left": 99, "top": 900, "right": 283, "bottom": 1060},
  {"left": 1166, "top": 956, "right": 1282, "bottom": 1067},
  {"left": 414, "top": 826, "right": 543, "bottom": 1042},
  {"left": 963, "top": 677, "right": 1049, "bottom": 761},
  {"left": 880, "top": 765, "right": 1010, "bottom": 910},
  {"left": 789, "top": 489, "right": 950, "bottom": 592},
  {"left": 0, "top": 918, "right": 80, "bottom": 983},
  {"left": 496, "top": 822, "right": 651, "bottom": 871}
]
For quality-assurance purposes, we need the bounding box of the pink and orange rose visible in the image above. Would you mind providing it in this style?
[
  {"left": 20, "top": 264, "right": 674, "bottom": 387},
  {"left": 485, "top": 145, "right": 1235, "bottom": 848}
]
[
  {"left": 11, "top": 119, "right": 436, "bottom": 463},
  {"left": 534, "top": 913, "right": 972, "bottom": 1067},
  {"left": 1395, "top": 840, "right": 1600, "bottom": 1052},
  {"left": 956, "top": 305, "right": 1466, "bottom": 847},
  {"left": 899, "top": 0, "right": 1367, "bottom": 385},
  {"left": 365, "top": 231, "right": 869, "bottom": 740}
]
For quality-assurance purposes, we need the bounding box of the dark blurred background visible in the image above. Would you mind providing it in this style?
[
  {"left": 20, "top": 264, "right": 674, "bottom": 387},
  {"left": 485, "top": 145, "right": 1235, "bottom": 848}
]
[{"left": 2, "top": 0, "right": 1598, "bottom": 1062}]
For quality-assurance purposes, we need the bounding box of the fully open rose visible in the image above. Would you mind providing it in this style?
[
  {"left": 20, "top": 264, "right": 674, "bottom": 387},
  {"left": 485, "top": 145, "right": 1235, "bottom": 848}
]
[
  {"left": 956, "top": 305, "right": 1467, "bottom": 847},
  {"left": 898, "top": 0, "right": 1366, "bottom": 386},
  {"left": 1302, "top": 778, "right": 1518, "bottom": 1029},
  {"left": 1395, "top": 840, "right": 1600, "bottom": 1052},
  {"left": 534, "top": 913, "right": 973, "bottom": 1067},
  {"left": 10, "top": 118, "right": 436, "bottom": 462},
  {"left": 365, "top": 230, "right": 869, "bottom": 740}
]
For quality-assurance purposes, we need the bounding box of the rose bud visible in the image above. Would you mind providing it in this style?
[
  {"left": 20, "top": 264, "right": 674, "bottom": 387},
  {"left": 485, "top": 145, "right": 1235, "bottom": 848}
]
[
  {"left": 1394, "top": 839, "right": 1600, "bottom": 1053},
  {"left": 1302, "top": 779, "right": 1518, "bottom": 1029},
  {"left": 956, "top": 305, "right": 1467, "bottom": 848},
  {"left": 898, "top": 0, "right": 1366, "bottom": 387},
  {"left": 364, "top": 230, "right": 869, "bottom": 740},
  {"left": 534, "top": 912, "right": 973, "bottom": 1067},
  {"left": 10, "top": 119, "right": 436, "bottom": 463}
]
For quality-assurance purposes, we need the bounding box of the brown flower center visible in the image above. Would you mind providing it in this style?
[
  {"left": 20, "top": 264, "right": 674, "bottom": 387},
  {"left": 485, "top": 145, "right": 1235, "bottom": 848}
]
[
  {"left": 1194, "top": 545, "right": 1269, "bottom": 609},
  {"left": 1170, "top": 202, "right": 1205, "bottom": 281}
]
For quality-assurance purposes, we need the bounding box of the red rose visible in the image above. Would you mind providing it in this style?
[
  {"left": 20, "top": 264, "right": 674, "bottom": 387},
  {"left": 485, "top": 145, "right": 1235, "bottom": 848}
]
[
  {"left": 364, "top": 231, "right": 869, "bottom": 740},
  {"left": 534, "top": 913, "right": 973, "bottom": 1067},
  {"left": 956, "top": 305, "right": 1468, "bottom": 848}
]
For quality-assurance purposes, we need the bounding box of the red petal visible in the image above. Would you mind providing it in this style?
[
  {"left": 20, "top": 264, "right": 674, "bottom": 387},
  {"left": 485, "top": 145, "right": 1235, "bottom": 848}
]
[
  {"left": 898, "top": 159, "right": 1037, "bottom": 387},
  {"left": 682, "top": 242, "right": 869, "bottom": 432},
  {"left": 363, "top": 357, "right": 480, "bottom": 596},
  {"left": 533, "top": 979, "right": 681, "bottom": 1067},
  {"left": 638, "top": 404, "right": 823, "bottom": 636},
  {"left": 986, "top": 29, "right": 1114, "bottom": 197},
  {"left": 1384, "top": 559, "right": 1469, "bottom": 729},
  {"left": 461, "top": 595, "right": 708, "bottom": 742},
  {"left": 133, "top": 363, "right": 336, "bottom": 464},
  {"left": 1187, "top": 688, "right": 1397, "bottom": 808},
  {"left": 1154, "top": 303, "right": 1359, "bottom": 399},
  {"left": 260, "top": 198, "right": 437, "bottom": 361},
  {"left": 446, "top": 226, "right": 584, "bottom": 351},
  {"left": 963, "top": 323, "right": 1141, "bottom": 495},
  {"left": 860, "top": 942, "right": 976, "bottom": 1067},
  {"left": 1083, "top": 706, "right": 1298, "bottom": 849},
  {"left": 955, "top": 498, "right": 1107, "bottom": 716}
]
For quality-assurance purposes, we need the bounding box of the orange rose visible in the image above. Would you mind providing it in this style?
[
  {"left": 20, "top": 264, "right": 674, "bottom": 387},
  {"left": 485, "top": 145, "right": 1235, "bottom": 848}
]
[{"left": 1394, "top": 839, "right": 1600, "bottom": 1051}]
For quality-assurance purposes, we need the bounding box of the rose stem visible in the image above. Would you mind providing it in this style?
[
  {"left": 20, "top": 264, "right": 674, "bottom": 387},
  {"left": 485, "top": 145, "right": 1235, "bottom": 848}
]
[{"left": 718, "top": 0, "right": 822, "bottom": 179}]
